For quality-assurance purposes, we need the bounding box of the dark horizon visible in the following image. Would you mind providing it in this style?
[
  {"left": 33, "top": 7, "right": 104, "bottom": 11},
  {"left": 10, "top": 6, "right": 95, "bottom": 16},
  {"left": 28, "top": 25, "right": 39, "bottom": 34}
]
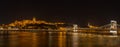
[{"left": 0, "top": 0, "right": 120, "bottom": 27}]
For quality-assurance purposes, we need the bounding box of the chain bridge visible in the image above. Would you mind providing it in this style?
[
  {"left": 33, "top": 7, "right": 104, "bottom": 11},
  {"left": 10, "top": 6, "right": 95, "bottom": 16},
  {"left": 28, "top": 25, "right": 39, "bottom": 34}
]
[{"left": 73, "top": 20, "right": 120, "bottom": 34}]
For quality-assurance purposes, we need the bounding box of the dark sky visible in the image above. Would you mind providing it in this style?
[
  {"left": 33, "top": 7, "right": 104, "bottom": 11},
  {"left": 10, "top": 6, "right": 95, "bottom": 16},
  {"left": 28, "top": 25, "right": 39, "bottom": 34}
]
[{"left": 0, "top": 0, "right": 120, "bottom": 27}]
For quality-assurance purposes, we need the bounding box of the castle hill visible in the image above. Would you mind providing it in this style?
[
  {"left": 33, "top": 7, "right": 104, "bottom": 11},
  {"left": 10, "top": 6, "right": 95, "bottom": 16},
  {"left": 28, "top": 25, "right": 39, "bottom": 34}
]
[{"left": 0, "top": 17, "right": 71, "bottom": 31}]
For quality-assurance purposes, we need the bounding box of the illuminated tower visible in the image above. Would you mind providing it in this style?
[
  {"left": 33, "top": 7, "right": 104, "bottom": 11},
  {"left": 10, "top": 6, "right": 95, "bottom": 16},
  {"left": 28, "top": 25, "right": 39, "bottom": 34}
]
[
  {"left": 110, "top": 20, "right": 117, "bottom": 34},
  {"left": 32, "top": 17, "right": 37, "bottom": 23},
  {"left": 73, "top": 24, "right": 78, "bottom": 32}
]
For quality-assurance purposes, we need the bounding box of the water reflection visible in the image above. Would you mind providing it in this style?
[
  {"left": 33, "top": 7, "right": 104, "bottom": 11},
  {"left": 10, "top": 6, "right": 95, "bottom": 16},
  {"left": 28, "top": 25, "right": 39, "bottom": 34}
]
[
  {"left": 58, "top": 32, "right": 66, "bottom": 47},
  {"left": 0, "top": 31, "right": 120, "bottom": 47},
  {"left": 48, "top": 32, "right": 66, "bottom": 47},
  {"left": 72, "top": 33, "right": 79, "bottom": 47}
]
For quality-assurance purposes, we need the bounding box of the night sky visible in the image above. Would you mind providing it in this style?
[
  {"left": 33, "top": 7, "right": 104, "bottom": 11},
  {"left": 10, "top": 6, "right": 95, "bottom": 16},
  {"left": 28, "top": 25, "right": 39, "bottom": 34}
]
[{"left": 0, "top": 0, "right": 120, "bottom": 27}]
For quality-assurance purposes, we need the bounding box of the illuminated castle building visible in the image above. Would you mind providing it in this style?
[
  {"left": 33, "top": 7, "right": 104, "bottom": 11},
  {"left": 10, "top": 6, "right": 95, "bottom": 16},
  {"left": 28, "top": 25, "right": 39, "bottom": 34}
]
[{"left": 8, "top": 17, "right": 65, "bottom": 29}]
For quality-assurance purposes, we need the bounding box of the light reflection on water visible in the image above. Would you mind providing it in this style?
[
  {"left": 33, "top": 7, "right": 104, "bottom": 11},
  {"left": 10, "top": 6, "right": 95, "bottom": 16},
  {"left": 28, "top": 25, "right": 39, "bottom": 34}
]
[{"left": 0, "top": 31, "right": 120, "bottom": 47}]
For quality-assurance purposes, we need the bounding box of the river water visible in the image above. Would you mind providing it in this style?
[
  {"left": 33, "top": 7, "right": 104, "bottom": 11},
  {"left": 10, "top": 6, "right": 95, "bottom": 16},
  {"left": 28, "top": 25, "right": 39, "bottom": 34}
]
[{"left": 0, "top": 31, "right": 120, "bottom": 47}]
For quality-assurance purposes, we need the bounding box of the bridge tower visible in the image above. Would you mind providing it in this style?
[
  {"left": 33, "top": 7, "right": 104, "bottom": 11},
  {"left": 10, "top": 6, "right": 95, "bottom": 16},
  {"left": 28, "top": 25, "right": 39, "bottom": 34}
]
[
  {"left": 73, "top": 24, "right": 78, "bottom": 32},
  {"left": 110, "top": 20, "right": 117, "bottom": 34}
]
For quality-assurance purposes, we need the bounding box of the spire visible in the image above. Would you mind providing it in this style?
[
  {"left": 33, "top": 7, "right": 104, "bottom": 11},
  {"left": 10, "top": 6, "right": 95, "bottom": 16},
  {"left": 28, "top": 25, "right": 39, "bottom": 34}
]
[
  {"left": 88, "top": 22, "right": 90, "bottom": 26},
  {"left": 32, "top": 17, "right": 36, "bottom": 22}
]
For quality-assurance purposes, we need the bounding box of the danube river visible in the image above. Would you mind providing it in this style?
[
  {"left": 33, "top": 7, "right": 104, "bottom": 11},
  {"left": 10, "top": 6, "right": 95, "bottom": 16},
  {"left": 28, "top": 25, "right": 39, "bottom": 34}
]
[{"left": 0, "top": 31, "right": 120, "bottom": 47}]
